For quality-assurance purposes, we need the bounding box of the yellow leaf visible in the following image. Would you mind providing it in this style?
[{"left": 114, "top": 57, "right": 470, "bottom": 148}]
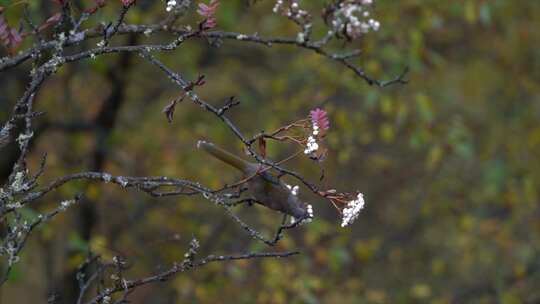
[
  {"left": 465, "top": 1, "right": 477, "bottom": 23},
  {"left": 380, "top": 123, "right": 395, "bottom": 143},
  {"left": 426, "top": 145, "right": 443, "bottom": 169},
  {"left": 411, "top": 283, "right": 431, "bottom": 299}
]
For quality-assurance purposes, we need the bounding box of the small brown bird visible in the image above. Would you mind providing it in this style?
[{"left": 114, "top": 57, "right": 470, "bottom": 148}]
[{"left": 197, "top": 140, "right": 309, "bottom": 219}]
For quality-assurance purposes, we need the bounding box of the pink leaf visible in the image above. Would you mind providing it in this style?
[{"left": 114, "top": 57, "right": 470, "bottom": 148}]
[
  {"left": 310, "top": 108, "right": 330, "bottom": 131},
  {"left": 0, "top": 12, "right": 23, "bottom": 54},
  {"left": 45, "top": 13, "right": 62, "bottom": 24},
  {"left": 197, "top": 0, "right": 219, "bottom": 18},
  {"left": 202, "top": 17, "right": 217, "bottom": 29},
  {"left": 120, "top": 0, "right": 135, "bottom": 7},
  {"left": 38, "top": 13, "right": 62, "bottom": 32}
]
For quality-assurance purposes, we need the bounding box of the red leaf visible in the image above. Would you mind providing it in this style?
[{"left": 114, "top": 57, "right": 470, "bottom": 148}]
[
  {"left": 0, "top": 13, "right": 23, "bottom": 54},
  {"left": 38, "top": 13, "right": 62, "bottom": 32},
  {"left": 259, "top": 137, "right": 267, "bottom": 158},
  {"left": 197, "top": 0, "right": 219, "bottom": 18},
  {"left": 202, "top": 17, "right": 217, "bottom": 29},
  {"left": 310, "top": 108, "right": 330, "bottom": 131},
  {"left": 120, "top": 0, "right": 135, "bottom": 7},
  {"left": 162, "top": 94, "right": 185, "bottom": 123}
]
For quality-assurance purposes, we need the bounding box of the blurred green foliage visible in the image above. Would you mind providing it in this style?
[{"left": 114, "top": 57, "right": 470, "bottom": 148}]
[{"left": 1, "top": 0, "right": 540, "bottom": 303}]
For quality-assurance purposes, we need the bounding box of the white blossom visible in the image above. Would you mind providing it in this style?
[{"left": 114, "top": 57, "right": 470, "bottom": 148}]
[
  {"left": 304, "top": 135, "right": 319, "bottom": 154},
  {"left": 290, "top": 204, "right": 314, "bottom": 224},
  {"left": 328, "top": 0, "right": 380, "bottom": 39},
  {"left": 312, "top": 124, "right": 320, "bottom": 135},
  {"left": 273, "top": 0, "right": 312, "bottom": 35},
  {"left": 341, "top": 193, "right": 365, "bottom": 227},
  {"left": 307, "top": 203, "right": 313, "bottom": 218},
  {"left": 273, "top": 0, "right": 308, "bottom": 18},
  {"left": 273, "top": 0, "right": 284, "bottom": 13},
  {"left": 304, "top": 118, "right": 327, "bottom": 155},
  {"left": 166, "top": 0, "right": 177, "bottom": 12},
  {"left": 285, "top": 185, "right": 314, "bottom": 224},
  {"left": 286, "top": 184, "right": 300, "bottom": 196}
]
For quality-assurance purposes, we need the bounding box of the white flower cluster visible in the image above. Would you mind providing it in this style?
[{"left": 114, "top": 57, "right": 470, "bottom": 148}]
[
  {"left": 329, "top": 0, "right": 380, "bottom": 39},
  {"left": 272, "top": 0, "right": 284, "bottom": 13},
  {"left": 165, "top": 0, "right": 191, "bottom": 14},
  {"left": 166, "top": 0, "right": 177, "bottom": 11},
  {"left": 306, "top": 204, "right": 314, "bottom": 218},
  {"left": 341, "top": 193, "right": 365, "bottom": 227},
  {"left": 286, "top": 184, "right": 300, "bottom": 196},
  {"left": 273, "top": 0, "right": 306, "bottom": 16},
  {"left": 304, "top": 136, "right": 319, "bottom": 154},
  {"left": 286, "top": 184, "right": 314, "bottom": 224},
  {"left": 290, "top": 204, "right": 314, "bottom": 224},
  {"left": 273, "top": 0, "right": 312, "bottom": 31},
  {"left": 304, "top": 123, "right": 321, "bottom": 155}
]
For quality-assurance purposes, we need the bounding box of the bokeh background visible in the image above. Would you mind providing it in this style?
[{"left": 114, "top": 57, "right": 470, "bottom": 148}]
[{"left": 1, "top": 0, "right": 539, "bottom": 303}]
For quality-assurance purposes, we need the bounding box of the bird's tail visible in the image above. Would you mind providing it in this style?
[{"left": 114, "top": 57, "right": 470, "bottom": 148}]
[{"left": 197, "top": 140, "right": 251, "bottom": 172}]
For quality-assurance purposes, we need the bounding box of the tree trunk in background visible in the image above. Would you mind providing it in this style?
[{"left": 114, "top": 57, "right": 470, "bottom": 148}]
[{"left": 57, "top": 34, "right": 138, "bottom": 304}]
